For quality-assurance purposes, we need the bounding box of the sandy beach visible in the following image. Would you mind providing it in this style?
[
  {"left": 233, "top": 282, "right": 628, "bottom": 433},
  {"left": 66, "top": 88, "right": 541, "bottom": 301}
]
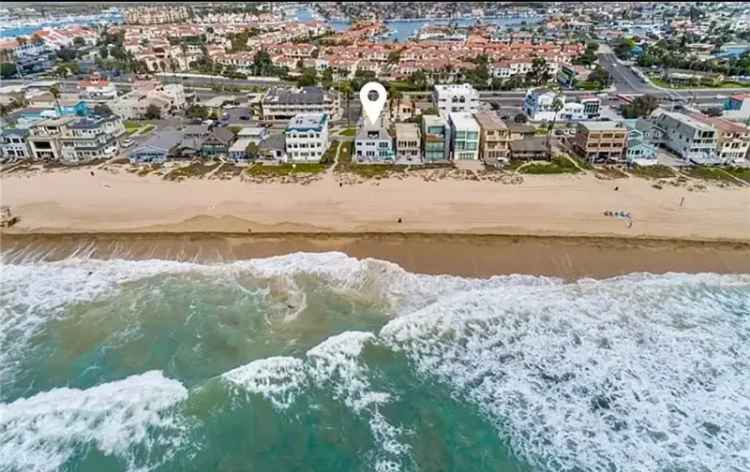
[{"left": 1, "top": 166, "right": 748, "bottom": 240}]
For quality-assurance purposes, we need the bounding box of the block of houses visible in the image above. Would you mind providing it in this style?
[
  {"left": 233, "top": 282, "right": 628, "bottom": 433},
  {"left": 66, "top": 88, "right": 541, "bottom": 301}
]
[
  {"left": 394, "top": 122, "right": 422, "bottom": 164},
  {"left": 128, "top": 130, "right": 183, "bottom": 164},
  {"left": 474, "top": 112, "right": 511, "bottom": 165},
  {"left": 655, "top": 111, "right": 720, "bottom": 165},
  {"left": 262, "top": 86, "right": 340, "bottom": 122},
  {"left": 284, "top": 113, "right": 330, "bottom": 162},
  {"left": 508, "top": 122, "right": 536, "bottom": 141},
  {"left": 448, "top": 112, "right": 480, "bottom": 160},
  {"left": 572, "top": 121, "right": 628, "bottom": 164},
  {"left": 421, "top": 114, "right": 450, "bottom": 162}
]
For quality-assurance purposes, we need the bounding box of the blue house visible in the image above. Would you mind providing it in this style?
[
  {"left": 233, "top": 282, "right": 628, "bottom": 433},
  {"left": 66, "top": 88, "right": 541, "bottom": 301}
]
[
  {"left": 623, "top": 120, "right": 658, "bottom": 166},
  {"left": 128, "top": 130, "right": 183, "bottom": 164}
]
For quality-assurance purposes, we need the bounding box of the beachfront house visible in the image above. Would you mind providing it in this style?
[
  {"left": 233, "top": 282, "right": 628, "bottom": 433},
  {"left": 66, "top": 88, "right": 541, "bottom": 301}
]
[
  {"left": 355, "top": 114, "right": 395, "bottom": 164},
  {"left": 509, "top": 137, "right": 551, "bottom": 161},
  {"left": 421, "top": 114, "right": 450, "bottom": 163},
  {"left": 200, "top": 127, "right": 235, "bottom": 159},
  {"left": 284, "top": 113, "right": 330, "bottom": 163},
  {"left": 572, "top": 121, "right": 628, "bottom": 165},
  {"left": 687, "top": 113, "right": 750, "bottom": 164},
  {"left": 448, "top": 112, "right": 480, "bottom": 160},
  {"left": 474, "top": 112, "right": 511, "bottom": 166},
  {"left": 128, "top": 130, "right": 183, "bottom": 164},
  {"left": 27, "top": 116, "right": 77, "bottom": 160},
  {"left": 394, "top": 122, "right": 422, "bottom": 164},
  {"left": 623, "top": 123, "right": 658, "bottom": 167},
  {"left": 58, "top": 114, "right": 126, "bottom": 163},
  {"left": 433, "top": 83, "right": 480, "bottom": 117},
  {"left": 656, "top": 111, "right": 720, "bottom": 165},
  {"left": 0, "top": 128, "right": 31, "bottom": 162}
]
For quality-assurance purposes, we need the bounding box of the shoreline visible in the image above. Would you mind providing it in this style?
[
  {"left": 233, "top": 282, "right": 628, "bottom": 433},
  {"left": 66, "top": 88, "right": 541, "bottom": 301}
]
[{"left": 3, "top": 232, "right": 750, "bottom": 280}]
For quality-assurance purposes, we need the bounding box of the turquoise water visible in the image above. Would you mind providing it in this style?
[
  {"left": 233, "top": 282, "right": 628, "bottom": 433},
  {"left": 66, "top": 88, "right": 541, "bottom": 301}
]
[{"left": 1, "top": 252, "right": 749, "bottom": 471}]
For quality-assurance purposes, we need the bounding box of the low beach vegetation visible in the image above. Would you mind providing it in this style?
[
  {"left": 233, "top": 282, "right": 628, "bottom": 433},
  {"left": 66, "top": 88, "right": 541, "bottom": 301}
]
[
  {"left": 627, "top": 164, "right": 677, "bottom": 179},
  {"left": 163, "top": 161, "right": 221, "bottom": 181},
  {"left": 519, "top": 156, "right": 581, "bottom": 175}
]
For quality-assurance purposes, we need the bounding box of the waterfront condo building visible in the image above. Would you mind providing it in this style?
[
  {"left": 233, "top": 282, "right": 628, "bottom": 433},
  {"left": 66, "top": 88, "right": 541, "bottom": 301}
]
[
  {"left": 572, "top": 121, "right": 628, "bottom": 164},
  {"left": 421, "top": 114, "right": 450, "bottom": 162},
  {"left": 448, "top": 112, "right": 480, "bottom": 160},
  {"left": 687, "top": 113, "right": 749, "bottom": 164},
  {"left": 433, "top": 83, "right": 480, "bottom": 117},
  {"left": 655, "top": 112, "right": 719, "bottom": 165},
  {"left": 0, "top": 128, "right": 31, "bottom": 161},
  {"left": 262, "top": 86, "right": 341, "bottom": 122},
  {"left": 474, "top": 112, "right": 511, "bottom": 165},
  {"left": 394, "top": 122, "right": 422, "bottom": 164},
  {"left": 284, "top": 113, "right": 330, "bottom": 162},
  {"left": 355, "top": 114, "right": 395, "bottom": 164}
]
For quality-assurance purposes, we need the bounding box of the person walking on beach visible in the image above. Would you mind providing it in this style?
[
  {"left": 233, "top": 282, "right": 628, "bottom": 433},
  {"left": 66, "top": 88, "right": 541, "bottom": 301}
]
[{"left": 680, "top": 197, "right": 685, "bottom": 207}]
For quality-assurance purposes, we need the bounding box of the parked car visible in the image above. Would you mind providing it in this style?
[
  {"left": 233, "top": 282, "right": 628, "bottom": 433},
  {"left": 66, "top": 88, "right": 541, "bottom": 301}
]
[{"left": 121, "top": 138, "right": 134, "bottom": 148}]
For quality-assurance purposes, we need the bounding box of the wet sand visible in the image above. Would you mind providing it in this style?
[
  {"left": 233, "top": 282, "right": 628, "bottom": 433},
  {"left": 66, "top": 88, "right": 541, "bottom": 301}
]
[{"left": 3, "top": 232, "right": 750, "bottom": 280}]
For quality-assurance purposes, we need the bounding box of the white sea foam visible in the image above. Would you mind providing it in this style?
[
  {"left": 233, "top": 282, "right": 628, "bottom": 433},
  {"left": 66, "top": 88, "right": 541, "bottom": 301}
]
[
  {"left": 380, "top": 275, "right": 750, "bottom": 472},
  {"left": 222, "top": 356, "right": 307, "bottom": 410},
  {"left": 0, "top": 371, "right": 189, "bottom": 472}
]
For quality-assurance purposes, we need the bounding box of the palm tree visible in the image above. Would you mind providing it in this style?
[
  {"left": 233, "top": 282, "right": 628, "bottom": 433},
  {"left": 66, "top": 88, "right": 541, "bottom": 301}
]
[
  {"left": 338, "top": 81, "right": 353, "bottom": 127},
  {"left": 389, "top": 86, "right": 403, "bottom": 120},
  {"left": 49, "top": 85, "right": 61, "bottom": 116},
  {"left": 546, "top": 96, "right": 564, "bottom": 151}
]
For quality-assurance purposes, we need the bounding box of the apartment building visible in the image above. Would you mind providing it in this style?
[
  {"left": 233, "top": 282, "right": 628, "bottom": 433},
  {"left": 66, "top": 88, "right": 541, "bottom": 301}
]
[
  {"left": 655, "top": 111, "right": 719, "bottom": 165},
  {"left": 262, "top": 87, "right": 341, "bottom": 122},
  {"left": 688, "top": 113, "right": 749, "bottom": 164},
  {"left": 355, "top": 115, "right": 395, "bottom": 164},
  {"left": 572, "top": 120, "right": 628, "bottom": 164},
  {"left": 474, "top": 112, "right": 510, "bottom": 164},
  {"left": 110, "top": 84, "right": 186, "bottom": 119},
  {"left": 27, "top": 117, "right": 76, "bottom": 160},
  {"left": 448, "top": 112, "right": 480, "bottom": 160},
  {"left": 523, "top": 88, "right": 598, "bottom": 122},
  {"left": 433, "top": 83, "right": 480, "bottom": 117},
  {"left": 284, "top": 113, "right": 330, "bottom": 162},
  {"left": 421, "top": 114, "right": 450, "bottom": 162},
  {"left": 394, "top": 122, "right": 422, "bottom": 164},
  {"left": 58, "top": 115, "right": 126, "bottom": 163}
]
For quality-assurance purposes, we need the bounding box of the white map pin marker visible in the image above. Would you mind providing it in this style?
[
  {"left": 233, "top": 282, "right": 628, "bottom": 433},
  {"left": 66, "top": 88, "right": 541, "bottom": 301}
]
[{"left": 359, "top": 81, "right": 387, "bottom": 126}]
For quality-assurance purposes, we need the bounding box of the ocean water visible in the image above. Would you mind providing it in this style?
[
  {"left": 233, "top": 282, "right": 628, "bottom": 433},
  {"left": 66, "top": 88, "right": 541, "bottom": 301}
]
[{"left": 1, "top": 251, "right": 749, "bottom": 472}]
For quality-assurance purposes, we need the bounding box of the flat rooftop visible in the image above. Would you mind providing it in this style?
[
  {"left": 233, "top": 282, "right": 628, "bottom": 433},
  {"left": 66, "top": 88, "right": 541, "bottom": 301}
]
[
  {"left": 579, "top": 120, "right": 624, "bottom": 131},
  {"left": 473, "top": 112, "right": 508, "bottom": 130},
  {"left": 448, "top": 112, "right": 480, "bottom": 130},
  {"left": 287, "top": 113, "right": 327, "bottom": 131}
]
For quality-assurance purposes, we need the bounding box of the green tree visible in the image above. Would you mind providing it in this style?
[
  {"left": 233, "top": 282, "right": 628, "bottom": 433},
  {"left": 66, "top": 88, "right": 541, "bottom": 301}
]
[
  {"left": 0, "top": 62, "right": 17, "bottom": 78},
  {"left": 526, "top": 57, "right": 550, "bottom": 86},
  {"left": 49, "top": 85, "right": 61, "bottom": 114},
  {"left": 388, "top": 50, "right": 401, "bottom": 64},
  {"left": 145, "top": 104, "right": 161, "bottom": 120},
  {"left": 99, "top": 46, "right": 109, "bottom": 59},
  {"left": 73, "top": 36, "right": 86, "bottom": 48},
  {"left": 94, "top": 103, "right": 113, "bottom": 116},
  {"left": 614, "top": 37, "right": 636, "bottom": 60},
  {"left": 246, "top": 142, "right": 259, "bottom": 158},
  {"left": 297, "top": 67, "right": 318, "bottom": 87},
  {"left": 253, "top": 50, "right": 273, "bottom": 76},
  {"left": 621, "top": 95, "right": 659, "bottom": 119},
  {"left": 514, "top": 113, "right": 528, "bottom": 124}
]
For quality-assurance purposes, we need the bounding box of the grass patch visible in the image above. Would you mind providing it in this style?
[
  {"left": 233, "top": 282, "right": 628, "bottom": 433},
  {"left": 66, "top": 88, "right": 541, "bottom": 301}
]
[
  {"left": 682, "top": 166, "right": 741, "bottom": 183},
  {"left": 627, "top": 164, "right": 676, "bottom": 179},
  {"left": 320, "top": 140, "right": 339, "bottom": 164},
  {"left": 519, "top": 156, "right": 581, "bottom": 174},
  {"left": 339, "top": 128, "right": 356, "bottom": 137},
  {"left": 141, "top": 124, "right": 155, "bottom": 134},
  {"left": 724, "top": 166, "right": 750, "bottom": 183},
  {"left": 246, "top": 163, "right": 328, "bottom": 177},
  {"left": 650, "top": 76, "right": 750, "bottom": 90},
  {"left": 163, "top": 161, "right": 221, "bottom": 181},
  {"left": 595, "top": 166, "right": 630, "bottom": 179}
]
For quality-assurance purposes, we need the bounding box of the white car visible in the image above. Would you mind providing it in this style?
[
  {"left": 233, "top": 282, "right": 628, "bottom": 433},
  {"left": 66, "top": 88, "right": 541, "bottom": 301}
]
[
  {"left": 716, "top": 95, "right": 727, "bottom": 100},
  {"left": 122, "top": 139, "right": 134, "bottom": 148}
]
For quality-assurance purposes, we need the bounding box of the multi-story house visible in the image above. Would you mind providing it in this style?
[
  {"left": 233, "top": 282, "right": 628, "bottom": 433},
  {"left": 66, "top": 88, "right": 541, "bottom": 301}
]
[
  {"left": 0, "top": 128, "right": 31, "bottom": 161},
  {"left": 448, "top": 112, "right": 480, "bottom": 160},
  {"left": 523, "top": 88, "right": 561, "bottom": 122},
  {"left": 433, "top": 83, "right": 480, "bottom": 117},
  {"left": 474, "top": 112, "right": 511, "bottom": 165},
  {"left": 421, "top": 114, "right": 450, "bottom": 162},
  {"left": 655, "top": 112, "right": 720, "bottom": 165},
  {"left": 355, "top": 114, "right": 395, "bottom": 164},
  {"left": 58, "top": 115, "right": 126, "bottom": 163},
  {"left": 394, "top": 123, "right": 422, "bottom": 164},
  {"left": 261, "top": 86, "right": 341, "bottom": 122},
  {"left": 688, "top": 113, "right": 749, "bottom": 164},
  {"left": 27, "top": 116, "right": 75, "bottom": 160},
  {"left": 623, "top": 121, "right": 658, "bottom": 167},
  {"left": 572, "top": 120, "right": 628, "bottom": 164},
  {"left": 284, "top": 113, "right": 330, "bottom": 162}
]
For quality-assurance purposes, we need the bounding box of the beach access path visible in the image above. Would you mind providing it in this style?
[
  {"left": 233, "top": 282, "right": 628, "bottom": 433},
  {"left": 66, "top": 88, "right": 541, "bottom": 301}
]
[{"left": 1, "top": 167, "right": 748, "bottom": 242}]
